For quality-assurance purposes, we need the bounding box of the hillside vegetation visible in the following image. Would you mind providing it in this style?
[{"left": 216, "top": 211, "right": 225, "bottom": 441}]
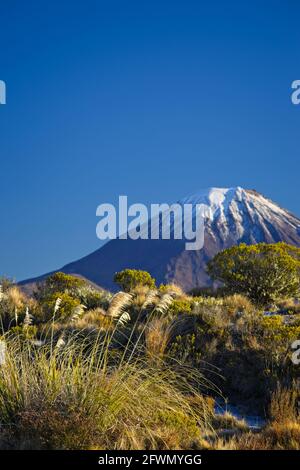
[{"left": 0, "top": 242, "right": 300, "bottom": 450}]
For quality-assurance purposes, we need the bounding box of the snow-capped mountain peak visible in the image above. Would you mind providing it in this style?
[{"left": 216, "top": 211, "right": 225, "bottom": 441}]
[
  {"left": 21, "top": 187, "right": 300, "bottom": 292},
  {"left": 179, "top": 186, "right": 300, "bottom": 247}
]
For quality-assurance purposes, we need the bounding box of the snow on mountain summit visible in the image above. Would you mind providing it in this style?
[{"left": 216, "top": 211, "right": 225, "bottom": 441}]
[
  {"left": 189, "top": 187, "right": 299, "bottom": 248},
  {"left": 179, "top": 186, "right": 300, "bottom": 243},
  {"left": 179, "top": 186, "right": 241, "bottom": 207},
  {"left": 180, "top": 186, "right": 288, "bottom": 218}
]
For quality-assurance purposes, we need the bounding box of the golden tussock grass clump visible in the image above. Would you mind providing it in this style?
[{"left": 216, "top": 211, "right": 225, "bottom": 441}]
[
  {"left": 144, "top": 317, "right": 172, "bottom": 361},
  {"left": 269, "top": 384, "right": 299, "bottom": 423},
  {"left": 72, "top": 308, "right": 113, "bottom": 331},
  {"left": 0, "top": 332, "right": 212, "bottom": 450},
  {"left": 209, "top": 386, "right": 300, "bottom": 450},
  {"left": 261, "top": 421, "right": 300, "bottom": 449},
  {"left": 218, "top": 421, "right": 300, "bottom": 450},
  {"left": 212, "top": 412, "right": 248, "bottom": 432},
  {"left": 223, "top": 294, "right": 254, "bottom": 316},
  {"left": 0, "top": 286, "right": 31, "bottom": 329},
  {"left": 159, "top": 283, "right": 185, "bottom": 297},
  {"left": 6, "top": 286, "right": 26, "bottom": 310}
]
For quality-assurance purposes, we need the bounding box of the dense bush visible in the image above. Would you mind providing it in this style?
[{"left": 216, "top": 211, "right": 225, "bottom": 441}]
[
  {"left": 34, "top": 272, "right": 86, "bottom": 301},
  {"left": 207, "top": 242, "right": 300, "bottom": 305},
  {"left": 168, "top": 299, "right": 192, "bottom": 316},
  {"left": 40, "top": 292, "right": 82, "bottom": 322},
  {"left": 75, "top": 284, "right": 111, "bottom": 310},
  {"left": 31, "top": 273, "right": 111, "bottom": 323},
  {"left": 114, "top": 269, "right": 156, "bottom": 292}
]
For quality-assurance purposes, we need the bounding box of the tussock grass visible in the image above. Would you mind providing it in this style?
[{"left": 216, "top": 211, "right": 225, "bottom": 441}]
[
  {"left": 2, "top": 274, "right": 300, "bottom": 450},
  {"left": 212, "top": 420, "right": 300, "bottom": 450},
  {"left": 0, "top": 326, "right": 212, "bottom": 450},
  {"left": 212, "top": 412, "right": 248, "bottom": 432},
  {"left": 144, "top": 317, "right": 172, "bottom": 361},
  {"left": 269, "top": 384, "right": 299, "bottom": 423}
]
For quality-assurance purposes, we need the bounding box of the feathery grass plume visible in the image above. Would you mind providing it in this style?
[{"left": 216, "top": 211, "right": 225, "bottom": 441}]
[
  {"left": 23, "top": 307, "right": 33, "bottom": 327},
  {"left": 54, "top": 297, "right": 62, "bottom": 314},
  {"left": 117, "top": 311, "right": 131, "bottom": 327},
  {"left": 55, "top": 333, "right": 66, "bottom": 350},
  {"left": 0, "top": 340, "right": 6, "bottom": 365},
  {"left": 153, "top": 293, "right": 174, "bottom": 316},
  {"left": 107, "top": 292, "right": 133, "bottom": 319},
  {"left": 14, "top": 308, "right": 18, "bottom": 326},
  {"left": 141, "top": 289, "right": 159, "bottom": 311},
  {"left": 49, "top": 297, "right": 62, "bottom": 356},
  {"left": 71, "top": 304, "right": 86, "bottom": 322},
  {"left": 0, "top": 285, "right": 3, "bottom": 302},
  {"left": 7, "top": 286, "right": 25, "bottom": 310},
  {"left": 31, "top": 339, "right": 45, "bottom": 347}
]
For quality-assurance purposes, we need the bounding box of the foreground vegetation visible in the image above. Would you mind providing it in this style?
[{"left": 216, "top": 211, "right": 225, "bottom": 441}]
[{"left": 0, "top": 242, "right": 300, "bottom": 450}]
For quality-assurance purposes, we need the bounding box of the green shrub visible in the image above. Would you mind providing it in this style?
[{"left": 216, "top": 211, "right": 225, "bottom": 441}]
[
  {"left": 261, "top": 315, "right": 300, "bottom": 344},
  {"left": 40, "top": 292, "right": 81, "bottom": 322},
  {"left": 168, "top": 299, "right": 192, "bottom": 316},
  {"left": 34, "top": 272, "right": 86, "bottom": 301},
  {"left": 114, "top": 269, "right": 156, "bottom": 292},
  {"left": 207, "top": 242, "right": 300, "bottom": 305},
  {"left": 75, "top": 285, "right": 111, "bottom": 310}
]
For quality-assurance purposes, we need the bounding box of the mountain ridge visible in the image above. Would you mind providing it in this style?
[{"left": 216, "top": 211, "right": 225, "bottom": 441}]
[{"left": 20, "top": 187, "right": 300, "bottom": 292}]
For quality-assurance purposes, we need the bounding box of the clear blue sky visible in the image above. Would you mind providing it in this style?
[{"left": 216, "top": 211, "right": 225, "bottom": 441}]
[{"left": 0, "top": 0, "right": 299, "bottom": 280}]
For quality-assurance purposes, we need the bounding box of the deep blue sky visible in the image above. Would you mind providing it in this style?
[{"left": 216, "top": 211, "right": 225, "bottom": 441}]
[{"left": 0, "top": 0, "right": 299, "bottom": 280}]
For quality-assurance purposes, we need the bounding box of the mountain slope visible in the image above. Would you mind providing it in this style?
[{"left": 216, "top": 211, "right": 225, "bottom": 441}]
[{"left": 21, "top": 187, "right": 300, "bottom": 292}]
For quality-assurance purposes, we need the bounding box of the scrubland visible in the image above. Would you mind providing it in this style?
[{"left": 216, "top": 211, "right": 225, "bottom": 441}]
[{"left": 0, "top": 269, "right": 299, "bottom": 450}]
